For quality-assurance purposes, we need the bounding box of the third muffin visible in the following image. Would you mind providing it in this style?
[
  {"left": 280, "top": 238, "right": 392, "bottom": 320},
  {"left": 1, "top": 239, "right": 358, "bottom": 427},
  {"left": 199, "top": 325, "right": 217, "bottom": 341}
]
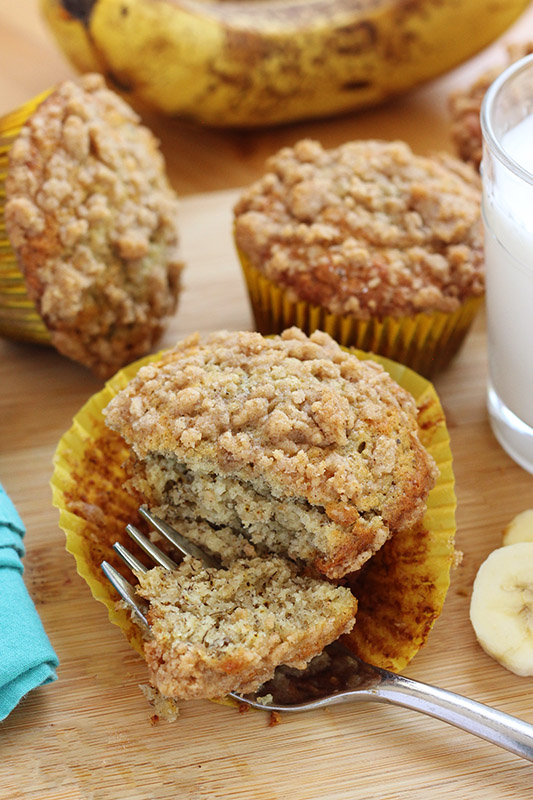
[{"left": 233, "top": 139, "right": 484, "bottom": 377}]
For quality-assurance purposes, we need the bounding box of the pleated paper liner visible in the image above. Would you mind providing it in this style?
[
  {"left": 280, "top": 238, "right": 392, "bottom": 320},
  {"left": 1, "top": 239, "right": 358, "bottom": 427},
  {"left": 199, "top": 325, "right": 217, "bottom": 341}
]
[
  {"left": 0, "top": 88, "right": 54, "bottom": 345},
  {"left": 238, "top": 250, "right": 483, "bottom": 379},
  {"left": 51, "top": 345, "right": 456, "bottom": 674},
  {"left": 343, "top": 350, "right": 456, "bottom": 671}
]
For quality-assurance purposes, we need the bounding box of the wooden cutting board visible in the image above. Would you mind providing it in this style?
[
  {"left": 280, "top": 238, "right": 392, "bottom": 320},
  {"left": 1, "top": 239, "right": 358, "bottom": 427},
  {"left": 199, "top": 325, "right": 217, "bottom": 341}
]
[
  {"left": 2, "top": 1, "right": 533, "bottom": 796},
  {"left": 1, "top": 186, "right": 533, "bottom": 800}
]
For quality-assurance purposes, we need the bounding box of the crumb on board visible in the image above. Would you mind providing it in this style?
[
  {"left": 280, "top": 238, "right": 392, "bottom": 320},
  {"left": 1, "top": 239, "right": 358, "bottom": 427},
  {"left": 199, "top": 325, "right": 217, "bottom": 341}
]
[{"left": 139, "top": 683, "right": 180, "bottom": 723}]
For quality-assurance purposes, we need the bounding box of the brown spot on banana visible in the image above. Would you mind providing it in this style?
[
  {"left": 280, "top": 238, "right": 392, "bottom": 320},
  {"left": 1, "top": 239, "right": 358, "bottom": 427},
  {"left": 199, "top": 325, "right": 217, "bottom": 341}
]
[
  {"left": 61, "top": 0, "right": 97, "bottom": 24},
  {"left": 41, "top": 0, "right": 531, "bottom": 126},
  {"left": 334, "top": 21, "right": 377, "bottom": 56}
]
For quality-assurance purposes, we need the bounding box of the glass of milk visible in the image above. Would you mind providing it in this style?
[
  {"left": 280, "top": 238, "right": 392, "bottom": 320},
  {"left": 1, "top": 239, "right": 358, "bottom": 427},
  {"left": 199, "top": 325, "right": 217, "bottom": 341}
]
[{"left": 481, "top": 54, "right": 533, "bottom": 474}]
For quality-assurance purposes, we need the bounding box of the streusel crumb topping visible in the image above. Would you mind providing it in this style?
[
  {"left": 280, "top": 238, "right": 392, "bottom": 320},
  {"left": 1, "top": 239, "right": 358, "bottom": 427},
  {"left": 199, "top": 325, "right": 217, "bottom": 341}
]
[
  {"left": 234, "top": 139, "right": 483, "bottom": 317},
  {"left": 105, "top": 328, "right": 437, "bottom": 538},
  {"left": 5, "top": 73, "right": 183, "bottom": 377}
]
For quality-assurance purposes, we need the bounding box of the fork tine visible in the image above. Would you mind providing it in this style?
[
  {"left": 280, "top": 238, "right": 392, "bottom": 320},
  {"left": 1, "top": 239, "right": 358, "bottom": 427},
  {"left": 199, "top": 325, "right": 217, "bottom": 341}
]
[
  {"left": 113, "top": 541, "right": 148, "bottom": 574},
  {"left": 101, "top": 509, "right": 221, "bottom": 637},
  {"left": 101, "top": 560, "right": 150, "bottom": 633},
  {"left": 125, "top": 523, "right": 179, "bottom": 570},
  {"left": 139, "top": 506, "right": 220, "bottom": 568}
]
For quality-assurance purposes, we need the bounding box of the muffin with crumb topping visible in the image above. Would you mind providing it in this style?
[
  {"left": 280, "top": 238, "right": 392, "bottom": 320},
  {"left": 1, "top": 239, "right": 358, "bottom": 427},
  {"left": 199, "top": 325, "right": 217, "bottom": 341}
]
[
  {"left": 449, "top": 43, "right": 533, "bottom": 171},
  {"left": 233, "top": 138, "right": 484, "bottom": 377},
  {"left": 102, "top": 326, "right": 439, "bottom": 697},
  {"left": 105, "top": 327, "right": 438, "bottom": 580},
  {"left": 0, "top": 73, "right": 183, "bottom": 378}
]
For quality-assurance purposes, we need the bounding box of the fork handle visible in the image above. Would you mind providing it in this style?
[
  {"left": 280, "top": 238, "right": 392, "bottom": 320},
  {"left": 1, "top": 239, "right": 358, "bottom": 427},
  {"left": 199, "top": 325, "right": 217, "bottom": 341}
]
[{"left": 369, "top": 671, "right": 533, "bottom": 761}]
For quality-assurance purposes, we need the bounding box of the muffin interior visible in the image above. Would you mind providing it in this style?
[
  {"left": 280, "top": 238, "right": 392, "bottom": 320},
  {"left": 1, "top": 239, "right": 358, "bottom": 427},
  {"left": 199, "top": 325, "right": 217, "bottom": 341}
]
[{"left": 129, "top": 455, "right": 390, "bottom": 577}]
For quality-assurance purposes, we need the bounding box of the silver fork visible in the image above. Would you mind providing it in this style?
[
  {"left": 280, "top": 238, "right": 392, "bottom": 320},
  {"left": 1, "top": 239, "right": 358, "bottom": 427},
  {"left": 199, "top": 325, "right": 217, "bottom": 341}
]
[{"left": 102, "top": 507, "right": 533, "bottom": 762}]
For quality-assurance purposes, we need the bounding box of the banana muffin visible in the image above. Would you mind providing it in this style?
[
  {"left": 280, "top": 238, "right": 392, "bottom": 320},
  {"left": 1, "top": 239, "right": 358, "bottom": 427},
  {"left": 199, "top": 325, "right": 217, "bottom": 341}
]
[
  {"left": 449, "top": 43, "right": 533, "bottom": 170},
  {"left": 136, "top": 555, "right": 357, "bottom": 699},
  {"left": 3, "top": 73, "right": 183, "bottom": 377},
  {"left": 233, "top": 138, "right": 484, "bottom": 376},
  {"left": 105, "top": 327, "right": 438, "bottom": 580}
]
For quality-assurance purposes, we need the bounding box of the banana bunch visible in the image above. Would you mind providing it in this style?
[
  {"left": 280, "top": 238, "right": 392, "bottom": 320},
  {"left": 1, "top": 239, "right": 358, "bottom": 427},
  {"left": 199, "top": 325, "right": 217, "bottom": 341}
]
[
  {"left": 41, "top": 0, "right": 529, "bottom": 127},
  {"left": 470, "top": 511, "right": 533, "bottom": 677}
]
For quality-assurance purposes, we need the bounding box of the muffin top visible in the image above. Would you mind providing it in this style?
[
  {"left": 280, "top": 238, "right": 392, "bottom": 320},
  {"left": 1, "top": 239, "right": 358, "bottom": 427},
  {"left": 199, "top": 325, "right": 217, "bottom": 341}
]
[
  {"left": 105, "top": 327, "right": 437, "bottom": 536},
  {"left": 234, "top": 139, "right": 483, "bottom": 318},
  {"left": 5, "top": 73, "right": 183, "bottom": 378}
]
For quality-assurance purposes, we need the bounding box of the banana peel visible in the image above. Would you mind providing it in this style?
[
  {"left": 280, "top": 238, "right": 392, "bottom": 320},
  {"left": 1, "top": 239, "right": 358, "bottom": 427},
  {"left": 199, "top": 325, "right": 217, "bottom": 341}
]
[{"left": 41, "top": 0, "right": 530, "bottom": 127}]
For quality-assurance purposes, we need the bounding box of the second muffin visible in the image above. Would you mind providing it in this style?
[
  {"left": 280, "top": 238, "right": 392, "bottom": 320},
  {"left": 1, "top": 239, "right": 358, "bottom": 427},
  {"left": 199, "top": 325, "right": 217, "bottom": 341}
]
[
  {"left": 2, "top": 74, "right": 183, "bottom": 378},
  {"left": 234, "top": 139, "right": 484, "bottom": 377}
]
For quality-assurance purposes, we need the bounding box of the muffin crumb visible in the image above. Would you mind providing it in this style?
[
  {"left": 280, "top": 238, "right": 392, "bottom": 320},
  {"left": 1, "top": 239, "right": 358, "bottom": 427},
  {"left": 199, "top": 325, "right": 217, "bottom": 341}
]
[
  {"left": 139, "top": 683, "right": 180, "bottom": 722},
  {"left": 136, "top": 555, "right": 357, "bottom": 699}
]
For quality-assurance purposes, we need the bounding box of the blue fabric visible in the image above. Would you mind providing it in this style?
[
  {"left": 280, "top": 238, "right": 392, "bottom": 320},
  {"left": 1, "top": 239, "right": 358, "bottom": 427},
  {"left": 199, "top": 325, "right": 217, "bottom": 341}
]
[{"left": 0, "top": 483, "right": 58, "bottom": 720}]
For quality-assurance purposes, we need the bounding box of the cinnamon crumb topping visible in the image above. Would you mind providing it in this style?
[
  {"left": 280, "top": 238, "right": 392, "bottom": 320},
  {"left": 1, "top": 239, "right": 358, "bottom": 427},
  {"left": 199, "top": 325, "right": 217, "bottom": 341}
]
[
  {"left": 105, "top": 328, "right": 438, "bottom": 578},
  {"left": 234, "top": 139, "right": 483, "bottom": 318}
]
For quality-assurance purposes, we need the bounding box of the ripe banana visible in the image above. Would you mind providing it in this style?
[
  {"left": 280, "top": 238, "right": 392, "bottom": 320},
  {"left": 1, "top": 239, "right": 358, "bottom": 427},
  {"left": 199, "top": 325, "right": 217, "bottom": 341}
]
[
  {"left": 41, "top": 0, "right": 530, "bottom": 127},
  {"left": 470, "top": 543, "right": 533, "bottom": 676},
  {"left": 502, "top": 509, "right": 533, "bottom": 546}
]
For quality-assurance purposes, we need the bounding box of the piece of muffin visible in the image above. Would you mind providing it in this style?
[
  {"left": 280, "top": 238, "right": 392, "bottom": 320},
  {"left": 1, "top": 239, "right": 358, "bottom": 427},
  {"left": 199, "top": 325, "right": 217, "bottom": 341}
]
[
  {"left": 233, "top": 138, "right": 484, "bottom": 377},
  {"left": 154, "top": 517, "right": 260, "bottom": 567},
  {"left": 449, "top": 43, "right": 533, "bottom": 170},
  {"left": 136, "top": 555, "right": 357, "bottom": 699},
  {"left": 2, "top": 73, "right": 183, "bottom": 377},
  {"left": 105, "top": 327, "right": 438, "bottom": 580}
]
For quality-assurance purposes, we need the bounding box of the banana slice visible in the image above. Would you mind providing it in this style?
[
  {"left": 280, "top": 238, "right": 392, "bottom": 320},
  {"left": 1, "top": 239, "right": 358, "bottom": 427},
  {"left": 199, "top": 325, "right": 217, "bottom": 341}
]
[
  {"left": 470, "top": 543, "right": 533, "bottom": 676},
  {"left": 502, "top": 509, "right": 533, "bottom": 546}
]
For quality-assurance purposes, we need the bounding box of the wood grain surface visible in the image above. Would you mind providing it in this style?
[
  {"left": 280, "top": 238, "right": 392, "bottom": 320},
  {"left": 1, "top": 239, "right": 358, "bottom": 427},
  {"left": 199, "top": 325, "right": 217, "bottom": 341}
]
[{"left": 1, "top": 2, "right": 533, "bottom": 799}]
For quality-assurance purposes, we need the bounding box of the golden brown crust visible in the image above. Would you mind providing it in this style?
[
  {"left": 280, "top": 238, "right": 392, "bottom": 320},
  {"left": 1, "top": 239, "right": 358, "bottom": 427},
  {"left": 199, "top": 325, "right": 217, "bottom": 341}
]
[
  {"left": 105, "top": 328, "right": 438, "bottom": 578},
  {"left": 449, "top": 43, "right": 533, "bottom": 171},
  {"left": 233, "top": 139, "right": 483, "bottom": 318},
  {"left": 5, "top": 74, "right": 183, "bottom": 378}
]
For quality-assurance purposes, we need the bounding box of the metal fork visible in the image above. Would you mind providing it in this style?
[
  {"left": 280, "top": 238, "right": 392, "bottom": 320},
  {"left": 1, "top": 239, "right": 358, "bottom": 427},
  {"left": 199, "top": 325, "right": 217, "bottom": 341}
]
[{"left": 102, "top": 507, "right": 533, "bottom": 762}]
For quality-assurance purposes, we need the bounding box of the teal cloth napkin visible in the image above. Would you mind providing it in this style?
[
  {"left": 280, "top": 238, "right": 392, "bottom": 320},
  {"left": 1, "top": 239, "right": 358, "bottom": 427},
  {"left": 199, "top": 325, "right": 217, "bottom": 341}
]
[{"left": 0, "top": 483, "right": 59, "bottom": 720}]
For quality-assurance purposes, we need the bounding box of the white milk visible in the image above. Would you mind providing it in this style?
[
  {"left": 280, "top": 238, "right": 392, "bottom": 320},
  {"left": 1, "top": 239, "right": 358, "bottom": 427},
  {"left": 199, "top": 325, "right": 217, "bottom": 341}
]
[{"left": 483, "top": 113, "right": 533, "bottom": 441}]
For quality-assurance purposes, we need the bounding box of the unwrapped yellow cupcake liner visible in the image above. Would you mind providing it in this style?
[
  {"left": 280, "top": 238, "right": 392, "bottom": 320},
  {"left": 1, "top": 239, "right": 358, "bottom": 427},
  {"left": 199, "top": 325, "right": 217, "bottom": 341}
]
[
  {"left": 0, "top": 88, "right": 54, "bottom": 345},
  {"left": 343, "top": 350, "right": 456, "bottom": 671},
  {"left": 51, "top": 345, "right": 456, "bottom": 674},
  {"left": 238, "top": 250, "right": 483, "bottom": 378}
]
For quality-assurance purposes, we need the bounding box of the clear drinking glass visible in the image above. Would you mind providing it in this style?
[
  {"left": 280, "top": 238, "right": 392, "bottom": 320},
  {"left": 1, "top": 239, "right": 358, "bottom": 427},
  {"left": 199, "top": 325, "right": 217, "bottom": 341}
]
[{"left": 481, "top": 54, "right": 533, "bottom": 474}]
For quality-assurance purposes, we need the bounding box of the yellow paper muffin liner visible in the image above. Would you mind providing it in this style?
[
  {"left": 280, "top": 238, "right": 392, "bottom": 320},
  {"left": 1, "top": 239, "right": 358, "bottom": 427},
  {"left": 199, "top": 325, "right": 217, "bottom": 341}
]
[
  {"left": 51, "top": 345, "right": 456, "bottom": 674},
  {"left": 0, "top": 89, "right": 54, "bottom": 344},
  {"left": 238, "top": 250, "right": 483, "bottom": 379}
]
